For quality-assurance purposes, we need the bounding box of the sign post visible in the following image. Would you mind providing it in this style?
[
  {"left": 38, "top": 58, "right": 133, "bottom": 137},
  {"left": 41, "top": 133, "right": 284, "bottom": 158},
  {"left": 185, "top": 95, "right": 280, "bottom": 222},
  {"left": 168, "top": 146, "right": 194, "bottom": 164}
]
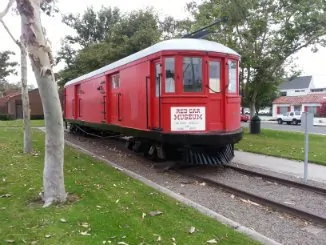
[{"left": 301, "top": 111, "right": 314, "bottom": 183}]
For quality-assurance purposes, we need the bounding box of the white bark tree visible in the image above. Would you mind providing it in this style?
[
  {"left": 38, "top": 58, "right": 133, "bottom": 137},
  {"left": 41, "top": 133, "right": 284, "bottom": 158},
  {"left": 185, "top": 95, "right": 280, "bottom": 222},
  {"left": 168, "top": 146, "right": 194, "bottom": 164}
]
[
  {"left": 0, "top": 16, "right": 32, "bottom": 153},
  {"left": 2, "top": 0, "right": 67, "bottom": 206}
]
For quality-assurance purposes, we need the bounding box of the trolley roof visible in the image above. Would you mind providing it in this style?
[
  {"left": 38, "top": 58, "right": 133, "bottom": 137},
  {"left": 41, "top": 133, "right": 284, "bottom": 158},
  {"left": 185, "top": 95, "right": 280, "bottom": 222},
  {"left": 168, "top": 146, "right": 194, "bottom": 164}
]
[{"left": 64, "top": 38, "right": 240, "bottom": 87}]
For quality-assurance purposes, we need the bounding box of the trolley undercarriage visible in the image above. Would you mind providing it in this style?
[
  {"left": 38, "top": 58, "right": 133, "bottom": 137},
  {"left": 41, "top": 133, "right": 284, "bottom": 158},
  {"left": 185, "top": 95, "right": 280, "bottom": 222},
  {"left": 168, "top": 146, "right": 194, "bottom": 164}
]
[{"left": 67, "top": 122, "right": 239, "bottom": 167}]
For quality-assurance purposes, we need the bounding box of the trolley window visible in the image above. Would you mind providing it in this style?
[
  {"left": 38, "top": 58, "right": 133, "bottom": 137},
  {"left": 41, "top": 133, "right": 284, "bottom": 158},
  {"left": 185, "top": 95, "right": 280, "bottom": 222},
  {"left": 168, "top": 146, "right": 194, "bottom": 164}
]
[
  {"left": 208, "top": 61, "right": 221, "bottom": 93},
  {"left": 183, "top": 57, "right": 203, "bottom": 92},
  {"left": 228, "top": 60, "right": 237, "bottom": 93},
  {"left": 165, "top": 57, "right": 175, "bottom": 93},
  {"left": 112, "top": 74, "right": 120, "bottom": 89},
  {"left": 155, "top": 63, "right": 161, "bottom": 97}
]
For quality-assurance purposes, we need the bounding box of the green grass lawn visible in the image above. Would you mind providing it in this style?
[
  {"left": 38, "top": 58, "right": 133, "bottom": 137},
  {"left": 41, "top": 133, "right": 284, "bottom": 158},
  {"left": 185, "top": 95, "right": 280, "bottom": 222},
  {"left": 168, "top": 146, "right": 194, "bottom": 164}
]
[
  {"left": 236, "top": 128, "right": 326, "bottom": 166},
  {"left": 0, "top": 126, "right": 258, "bottom": 245},
  {"left": 0, "top": 119, "right": 44, "bottom": 127}
]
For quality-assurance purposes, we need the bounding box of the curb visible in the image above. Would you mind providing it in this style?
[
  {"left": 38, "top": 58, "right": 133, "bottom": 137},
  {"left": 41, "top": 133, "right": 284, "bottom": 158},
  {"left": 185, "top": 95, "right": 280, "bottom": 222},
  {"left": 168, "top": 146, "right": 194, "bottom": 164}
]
[{"left": 61, "top": 137, "right": 281, "bottom": 245}]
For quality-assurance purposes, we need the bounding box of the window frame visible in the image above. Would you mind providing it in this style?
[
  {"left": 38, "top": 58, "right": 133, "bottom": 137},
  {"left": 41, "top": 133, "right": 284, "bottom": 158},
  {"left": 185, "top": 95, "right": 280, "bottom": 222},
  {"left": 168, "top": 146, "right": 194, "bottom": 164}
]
[
  {"left": 181, "top": 56, "right": 205, "bottom": 94},
  {"left": 207, "top": 58, "right": 222, "bottom": 94},
  {"left": 227, "top": 59, "right": 238, "bottom": 94},
  {"left": 155, "top": 62, "right": 162, "bottom": 98},
  {"left": 111, "top": 73, "right": 120, "bottom": 89},
  {"left": 163, "top": 57, "right": 176, "bottom": 94}
]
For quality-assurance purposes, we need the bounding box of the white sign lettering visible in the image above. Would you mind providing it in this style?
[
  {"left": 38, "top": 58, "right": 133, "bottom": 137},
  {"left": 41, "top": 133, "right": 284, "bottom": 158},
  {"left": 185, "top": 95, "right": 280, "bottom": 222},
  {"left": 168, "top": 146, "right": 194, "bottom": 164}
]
[{"left": 171, "top": 107, "right": 206, "bottom": 131}]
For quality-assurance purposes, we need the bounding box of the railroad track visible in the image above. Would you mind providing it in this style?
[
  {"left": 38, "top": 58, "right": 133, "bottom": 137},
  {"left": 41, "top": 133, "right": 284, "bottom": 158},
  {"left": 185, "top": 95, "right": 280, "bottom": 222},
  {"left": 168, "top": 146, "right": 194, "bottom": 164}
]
[
  {"left": 179, "top": 166, "right": 326, "bottom": 227},
  {"left": 226, "top": 165, "right": 326, "bottom": 196},
  {"left": 65, "top": 130, "right": 326, "bottom": 227}
]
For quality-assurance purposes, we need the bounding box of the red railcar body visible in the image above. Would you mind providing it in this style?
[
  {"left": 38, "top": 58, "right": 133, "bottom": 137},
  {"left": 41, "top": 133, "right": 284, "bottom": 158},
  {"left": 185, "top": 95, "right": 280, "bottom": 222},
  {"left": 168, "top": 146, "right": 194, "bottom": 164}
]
[{"left": 64, "top": 38, "right": 242, "bottom": 166}]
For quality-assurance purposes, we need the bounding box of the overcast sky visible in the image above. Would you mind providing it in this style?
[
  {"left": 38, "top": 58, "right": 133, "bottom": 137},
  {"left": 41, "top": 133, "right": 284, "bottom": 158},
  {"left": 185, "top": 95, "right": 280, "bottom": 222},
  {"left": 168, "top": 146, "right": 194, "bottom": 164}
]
[{"left": 0, "top": 0, "right": 325, "bottom": 88}]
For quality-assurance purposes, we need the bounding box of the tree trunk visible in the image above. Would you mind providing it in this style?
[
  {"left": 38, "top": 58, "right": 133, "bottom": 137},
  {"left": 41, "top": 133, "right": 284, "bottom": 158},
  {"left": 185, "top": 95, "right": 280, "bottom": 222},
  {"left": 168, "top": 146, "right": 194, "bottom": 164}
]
[
  {"left": 20, "top": 31, "right": 32, "bottom": 153},
  {"left": 250, "top": 90, "right": 258, "bottom": 118},
  {"left": 16, "top": 0, "right": 66, "bottom": 206},
  {"left": 250, "top": 101, "right": 256, "bottom": 118},
  {"left": 1, "top": 9, "right": 32, "bottom": 154}
]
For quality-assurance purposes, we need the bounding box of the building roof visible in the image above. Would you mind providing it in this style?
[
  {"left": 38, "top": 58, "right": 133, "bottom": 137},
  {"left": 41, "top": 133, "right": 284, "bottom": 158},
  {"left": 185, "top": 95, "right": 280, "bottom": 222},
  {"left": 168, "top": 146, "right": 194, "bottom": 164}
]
[
  {"left": 64, "top": 38, "right": 240, "bottom": 87},
  {"left": 278, "top": 75, "right": 312, "bottom": 90},
  {"left": 311, "top": 87, "right": 326, "bottom": 91},
  {"left": 2, "top": 89, "right": 20, "bottom": 97},
  {"left": 273, "top": 93, "right": 326, "bottom": 105},
  {"left": 0, "top": 91, "right": 21, "bottom": 107}
]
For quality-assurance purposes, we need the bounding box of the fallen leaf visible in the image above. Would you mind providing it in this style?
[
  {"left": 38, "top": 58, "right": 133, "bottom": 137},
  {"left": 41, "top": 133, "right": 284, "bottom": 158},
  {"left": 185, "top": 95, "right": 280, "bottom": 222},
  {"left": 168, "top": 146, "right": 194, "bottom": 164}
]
[
  {"left": 189, "top": 226, "right": 196, "bottom": 234},
  {"left": 116, "top": 199, "right": 120, "bottom": 203},
  {"left": 60, "top": 218, "right": 67, "bottom": 223},
  {"left": 153, "top": 234, "right": 161, "bottom": 241},
  {"left": 207, "top": 239, "right": 217, "bottom": 244},
  {"left": 80, "top": 231, "right": 91, "bottom": 236},
  {"left": 284, "top": 201, "right": 295, "bottom": 205},
  {"left": 240, "top": 198, "right": 249, "bottom": 204},
  {"left": 149, "top": 210, "right": 163, "bottom": 216},
  {"left": 81, "top": 222, "right": 89, "bottom": 228},
  {"left": 171, "top": 237, "right": 176, "bottom": 242},
  {"left": 117, "top": 242, "right": 128, "bottom": 245},
  {"left": 0, "top": 194, "right": 12, "bottom": 198},
  {"left": 247, "top": 200, "right": 260, "bottom": 206},
  {"left": 44, "top": 234, "right": 51, "bottom": 238}
]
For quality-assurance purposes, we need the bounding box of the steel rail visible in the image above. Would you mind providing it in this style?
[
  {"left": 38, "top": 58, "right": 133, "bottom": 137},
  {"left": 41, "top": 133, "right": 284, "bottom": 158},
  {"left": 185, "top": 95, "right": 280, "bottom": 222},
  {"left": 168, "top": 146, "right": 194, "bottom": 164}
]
[
  {"left": 225, "top": 165, "right": 326, "bottom": 196},
  {"left": 180, "top": 171, "right": 326, "bottom": 226}
]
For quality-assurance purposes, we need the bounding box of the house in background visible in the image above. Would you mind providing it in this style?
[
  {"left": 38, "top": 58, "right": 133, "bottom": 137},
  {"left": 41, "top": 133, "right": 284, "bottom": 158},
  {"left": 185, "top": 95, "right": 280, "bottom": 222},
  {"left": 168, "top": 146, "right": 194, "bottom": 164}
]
[
  {"left": 311, "top": 87, "right": 326, "bottom": 93},
  {"left": 278, "top": 75, "right": 314, "bottom": 96},
  {"left": 272, "top": 93, "right": 326, "bottom": 117},
  {"left": 0, "top": 88, "right": 44, "bottom": 119}
]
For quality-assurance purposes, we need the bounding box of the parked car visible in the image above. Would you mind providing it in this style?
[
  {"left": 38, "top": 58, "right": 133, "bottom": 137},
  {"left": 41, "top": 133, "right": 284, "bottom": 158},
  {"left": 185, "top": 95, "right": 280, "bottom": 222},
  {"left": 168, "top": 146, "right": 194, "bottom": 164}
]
[
  {"left": 241, "top": 114, "right": 250, "bottom": 122},
  {"left": 276, "top": 111, "right": 302, "bottom": 125}
]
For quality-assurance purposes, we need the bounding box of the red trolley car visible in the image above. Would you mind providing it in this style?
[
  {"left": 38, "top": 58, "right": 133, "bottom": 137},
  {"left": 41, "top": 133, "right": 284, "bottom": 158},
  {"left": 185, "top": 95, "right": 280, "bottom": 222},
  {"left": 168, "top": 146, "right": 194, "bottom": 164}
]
[{"left": 63, "top": 38, "right": 242, "bottom": 166}]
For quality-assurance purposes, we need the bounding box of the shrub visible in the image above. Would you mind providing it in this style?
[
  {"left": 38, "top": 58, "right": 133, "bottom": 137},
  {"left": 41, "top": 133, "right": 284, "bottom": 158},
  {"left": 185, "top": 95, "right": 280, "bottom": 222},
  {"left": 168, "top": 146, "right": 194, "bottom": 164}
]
[
  {"left": 0, "top": 114, "right": 15, "bottom": 121},
  {"left": 30, "top": 115, "right": 44, "bottom": 120}
]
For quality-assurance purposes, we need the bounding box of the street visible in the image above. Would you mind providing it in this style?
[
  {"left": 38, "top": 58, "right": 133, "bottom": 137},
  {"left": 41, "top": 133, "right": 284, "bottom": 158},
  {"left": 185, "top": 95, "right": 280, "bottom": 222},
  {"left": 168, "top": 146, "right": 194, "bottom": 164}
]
[{"left": 241, "top": 121, "right": 326, "bottom": 135}]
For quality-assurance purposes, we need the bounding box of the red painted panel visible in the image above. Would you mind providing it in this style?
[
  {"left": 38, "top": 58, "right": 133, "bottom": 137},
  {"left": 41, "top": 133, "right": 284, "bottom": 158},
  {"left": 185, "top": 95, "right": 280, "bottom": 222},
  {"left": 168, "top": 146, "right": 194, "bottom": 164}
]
[
  {"left": 225, "top": 97, "right": 241, "bottom": 131},
  {"left": 64, "top": 86, "right": 74, "bottom": 120},
  {"left": 77, "top": 77, "right": 106, "bottom": 124},
  {"left": 288, "top": 106, "right": 291, "bottom": 112},
  {"left": 206, "top": 57, "right": 224, "bottom": 130},
  {"left": 150, "top": 60, "right": 162, "bottom": 130},
  {"left": 277, "top": 106, "right": 280, "bottom": 114},
  {"left": 304, "top": 106, "right": 308, "bottom": 112},
  {"left": 64, "top": 49, "right": 241, "bottom": 136},
  {"left": 117, "top": 60, "right": 150, "bottom": 130}
]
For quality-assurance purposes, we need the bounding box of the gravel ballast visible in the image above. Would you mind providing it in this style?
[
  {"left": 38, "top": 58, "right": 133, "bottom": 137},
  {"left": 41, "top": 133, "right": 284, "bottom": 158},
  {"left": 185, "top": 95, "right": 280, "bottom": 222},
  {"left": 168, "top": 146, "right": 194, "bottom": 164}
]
[
  {"left": 186, "top": 167, "right": 326, "bottom": 220},
  {"left": 64, "top": 132, "right": 326, "bottom": 245}
]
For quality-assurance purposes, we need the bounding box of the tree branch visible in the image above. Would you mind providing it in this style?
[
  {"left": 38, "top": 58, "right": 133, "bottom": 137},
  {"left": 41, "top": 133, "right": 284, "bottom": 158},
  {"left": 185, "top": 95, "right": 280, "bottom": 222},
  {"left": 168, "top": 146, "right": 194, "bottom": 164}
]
[
  {"left": 0, "top": 19, "right": 21, "bottom": 48},
  {"left": 0, "top": 0, "right": 15, "bottom": 19}
]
